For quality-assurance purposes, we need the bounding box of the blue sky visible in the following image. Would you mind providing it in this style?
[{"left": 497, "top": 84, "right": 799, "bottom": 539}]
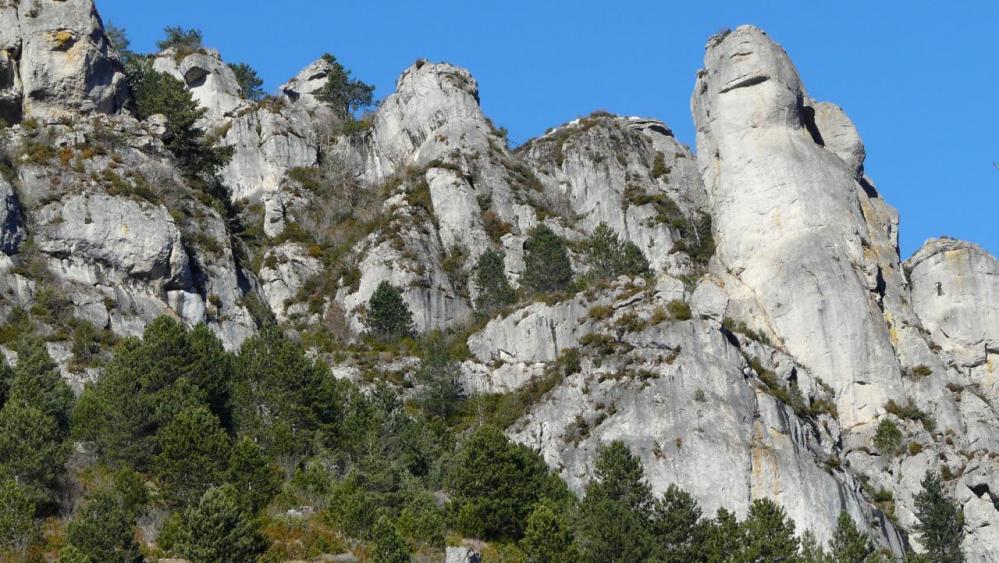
[{"left": 95, "top": 0, "right": 999, "bottom": 259}]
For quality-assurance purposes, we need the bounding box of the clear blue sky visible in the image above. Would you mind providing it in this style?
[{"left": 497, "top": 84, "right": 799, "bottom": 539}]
[{"left": 96, "top": 0, "right": 999, "bottom": 260}]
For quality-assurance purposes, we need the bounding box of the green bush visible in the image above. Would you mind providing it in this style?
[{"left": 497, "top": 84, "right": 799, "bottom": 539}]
[
  {"left": 873, "top": 419, "right": 902, "bottom": 456},
  {"left": 583, "top": 223, "right": 651, "bottom": 281},
  {"left": 667, "top": 299, "right": 692, "bottom": 321},
  {"left": 153, "top": 405, "right": 230, "bottom": 506},
  {"left": 178, "top": 484, "right": 266, "bottom": 563},
  {"left": 0, "top": 402, "right": 68, "bottom": 509},
  {"left": 316, "top": 53, "right": 375, "bottom": 120},
  {"left": 371, "top": 516, "right": 409, "bottom": 563},
  {"left": 447, "top": 425, "right": 568, "bottom": 541},
  {"left": 521, "top": 224, "right": 573, "bottom": 294},
  {"left": 520, "top": 501, "right": 578, "bottom": 563},
  {"left": 473, "top": 249, "right": 516, "bottom": 312},
  {"left": 156, "top": 26, "right": 203, "bottom": 56},
  {"left": 64, "top": 486, "right": 141, "bottom": 563},
  {"left": 364, "top": 281, "right": 415, "bottom": 341},
  {"left": 228, "top": 62, "right": 265, "bottom": 101},
  {"left": 0, "top": 479, "right": 36, "bottom": 552}
]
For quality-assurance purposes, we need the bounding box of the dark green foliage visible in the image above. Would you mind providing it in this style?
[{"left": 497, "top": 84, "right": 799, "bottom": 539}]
[
  {"left": 371, "top": 516, "right": 409, "bottom": 563},
  {"left": 0, "top": 479, "right": 36, "bottom": 552},
  {"left": 153, "top": 405, "right": 230, "bottom": 506},
  {"left": 125, "top": 56, "right": 233, "bottom": 178},
  {"left": 473, "top": 249, "right": 516, "bottom": 312},
  {"left": 447, "top": 425, "right": 568, "bottom": 541},
  {"left": 104, "top": 22, "right": 132, "bottom": 61},
  {"left": 364, "top": 281, "right": 415, "bottom": 341},
  {"left": 520, "top": 501, "right": 579, "bottom": 563},
  {"left": 652, "top": 485, "right": 706, "bottom": 562},
  {"left": 156, "top": 26, "right": 204, "bottom": 54},
  {"left": 829, "top": 511, "right": 874, "bottom": 563},
  {"left": 56, "top": 545, "right": 93, "bottom": 563},
  {"left": 178, "top": 484, "right": 266, "bottom": 563},
  {"left": 8, "top": 337, "right": 74, "bottom": 431},
  {"left": 65, "top": 486, "right": 141, "bottom": 563},
  {"left": 228, "top": 62, "right": 265, "bottom": 101},
  {"left": 576, "top": 441, "right": 655, "bottom": 561},
  {"left": 521, "top": 224, "right": 573, "bottom": 294},
  {"left": 702, "top": 508, "right": 746, "bottom": 561},
  {"left": 0, "top": 402, "right": 68, "bottom": 508},
  {"left": 72, "top": 317, "right": 230, "bottom": 469},
  {"left": 232, "top": 327, "right": 342, "bottom": 456},
  {"left": 913, "top": 472, "right": 964, "bottom": 563},
  {"left": 316, "top": 53, "right": 376, "bottom": 119},
  {"left": 583, "top": 223, "right": 651, "bottom": 281},
  {"left": 225, "top": 436, "right": 282, "bottom": 513},
  {"left": 873, "top": 419, "right": 902, "bottom": 456},
  {"left": 741, "top": 498, "right": 800, "bottom": 562},
  {"left": 415, "top": 335, "right": 463, "bottom": 420}
]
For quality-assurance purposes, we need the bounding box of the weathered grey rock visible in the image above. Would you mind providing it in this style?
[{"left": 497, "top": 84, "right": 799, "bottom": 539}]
[
  {"left": 258, "top": 242, "right": 322, "bottom": 324},
  {"left": 1, "top": 0, "right": 127, "bottom": 120},
  {"left": 0, "top": 175, "right": 24, "bottom": 254},
  {"left": 153, "top": 48, "right": 244, "bottom": 121},
  {"left": 691, "top": 26, "right": 903, "bottom": 428},
  {"left": 280, "top": 57, "right": 335, "bottom": 112},
  {"left": 907, "top": 238, "right": 999, "bottom": 367},
  {"left": 519, "top": 115, "right": 708, "bottom": 272},
  {"left": 444, "top": 546, "right": 481, "bottom": 563},
  {"left": 467, "top": 298, "right": 592, "bottom": 364}
]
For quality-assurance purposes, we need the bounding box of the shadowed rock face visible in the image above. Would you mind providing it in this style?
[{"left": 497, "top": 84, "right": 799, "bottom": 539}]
[
  {"left": 0, "top": 0, "right": 128, "bottom": 121},
  {"left": 692, "top": 26, "right": 903, "bottom": 428}
]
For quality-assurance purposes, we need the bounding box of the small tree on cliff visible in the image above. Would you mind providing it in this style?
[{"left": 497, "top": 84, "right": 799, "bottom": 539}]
[{"left": 364, "top": 281, "right": 414, "bottom": 341}]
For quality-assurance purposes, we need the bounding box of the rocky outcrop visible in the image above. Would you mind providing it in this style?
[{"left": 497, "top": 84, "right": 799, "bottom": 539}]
[
  {"left": 0, "top": 0, "right": 127, "bottom": 121},
  {"left": 0, "top": 174, "right": 24, "bottom": 254},
  {"left": 906, "top": 238, "right": 999, "bottom": 368},
  {"left": 153, "top": 48, "right": 243, "bottom": 121},
  {"left": 691, "top": 26, "right": 903, "bottom": 429}
]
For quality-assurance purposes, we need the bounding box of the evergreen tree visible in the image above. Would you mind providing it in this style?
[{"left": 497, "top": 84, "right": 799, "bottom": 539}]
[
  {"left": 225, "top": 436, "right": 282, "bottom": 513},
  {"left": 156, "top": 26, "right": 203, "bottom": 54},
  {"left": 0, "top": 402, "right": 68, "bottom": 508},
  {"left": 371, "top": 516, "right": 409, "bottom": 563},
  {"left": 179, "top": 484, "right": 265, "bottom": 563},
  {"left": 913, "top": 472, "right": 964, "bottom": 563},
  {"left": 125, "top": 57, "right": 233, "bottom": 178},
  {"left": 741, "top": 498, "right": 801, "bottom": 562},
  {"left": 0, "top": 479, "right": 36, "bottom": 553},
  {"left": 228, "top": 62, "right": 265, "bottom": 101},
  {"left": 651, "top": 484, "right": 706, "bottom": 562},
  {"left": 232, "top": 327, "right": 342, "bottom": 456},
  {"left": 414, "top": 335, "right": 463, "bottom": 420},
  {"left": 585, "top": 441, "right": 653, "bottom": 511},
  {"left": 153, "top": 405, "right": 230, "bottom": 506},
  {"left": 65, "top": 487, "right": 141, "bottom": 563},
  {"left": 521, "top": 224, "right": 573, "bottom": 294},
  {"left": 316, "top": 53, "right": 375, "bottom": 120},
  {"left": 583, "top": 223, "right": 651, "bottom": 281},
  {"left": 473, "top": 249, "right": 516, "bottom": 312},
  {"left": 8, "top": 337, "right": 74, "bottom": 432},
  {"left": 364, "top": 281, "right": 415, "bottom": 341},
  {"left": 446, "top": 425, "right": 567, "bottom": 540},
  {"left": 520, "top": 501, "right": 579, "bottom": 563},
  {"left": 799, "top": 531, "right": 829, "bottom": 563},
  {"left": 104, "top": 22, "right": 132, "bottom": 61},
  {"left": 702, "top": 508, "right": 746, "bottom": 562},
  {"left": 829, "top": 511, "right": 874, "bottom": 563}
]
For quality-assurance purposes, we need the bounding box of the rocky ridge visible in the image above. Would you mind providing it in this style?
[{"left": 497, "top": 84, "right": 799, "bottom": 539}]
[{"left": 0, "top": 4, "right": 996, "bottom": 559}]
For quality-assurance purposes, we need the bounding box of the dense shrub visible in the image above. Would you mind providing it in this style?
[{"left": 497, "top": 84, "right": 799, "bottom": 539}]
[
  {"left": 583, "top": 223, "right": 651, "bottom": 280},
  {"left": 473, "top": 249, "right": 516, "bottom": 312},
  {"left": 521, "top": 224, "right": 573, "bottom": 294},
  {"left": 364, "top": 281, "right": 415, "bottom": 341},
  {"left": 65, "top": 486, "right": 142, "bottom": 563},
  {"left": 873, "top": 419, "right": 902, "bottom": 456},
  {"left": 178, "top": 484, "right": 266, "bottom": 563},
  {"left": 156, "top": 26, "right": 204, "bottom": 55}
]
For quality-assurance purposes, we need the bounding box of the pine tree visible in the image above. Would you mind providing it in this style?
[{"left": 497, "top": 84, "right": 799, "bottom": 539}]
[
  {"left": 228, "top": 62, "right": 265, "bottom": 101},
  {"left": 586, "top": 441, "right": 653, "bottom": 511},
  {"left": 583, "top": 223, "right": 650, "bottom": 281},
  {"left": 473, "top": 249, "right": 516, "bottom": 312},
  {"left": 153, "top": 405, "right": 230, "bottom": 506},
  {"left": 179, "top": 484, "right": 265, "bottom": 563},
  {"left": 702, "top": 508, "right": 745, "bottom": 562},
  {"left": 414, "top": 335, "right": 463, "bottom": 420},
  {"left": 521, "top": 224, "right": 573, "bottom": 294},
  {"left": 365, "top": 281, "right": 415, "bottom": 341},
  {"left": 65, "top": 487, "right": 141, "bottom": 563},
  {"left": 651, "top": 484, "right": 706, "bottom": 562},
  {"left": 520, "top": 501, "right": 579, "bottom": 563},
  {"left": 0, "top": 479, "right": 36, "bottom": 552},
  {"left": 371, "top": 516, "right": 409, "bottom": 563},
  {"left": 0, "top": 402, "right": 68, "bottom": 509},
  {"left": 316, "top": 53, "right": 375, "bottom": 120},
  {"left": 829, "top": 511, "right": 874, "bottom": 563},
  {"left": 7, "top": 337, "right": 73, "bottom": 432},
  {"left": 225, "top": 436, "right": 282, "bottom": 513},
  {"left": 913, "top": 472, "right": 964, "bottom": 563},
  {"left": 740, "top": 498, "right": 800, "bottom": 562}
]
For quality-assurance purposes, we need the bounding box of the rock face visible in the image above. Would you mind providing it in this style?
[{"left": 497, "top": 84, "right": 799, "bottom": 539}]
[
  {"left": 691, "top": 26, "right": 903, "bottom": 429},
  {"left": 907, "top": 238, "right": 999, "bottom": 368},
  {"left": 2, "top": 1, "right": 998, "bottom": 558},
  {"left": 0, "top": 0, "right": 127, "bottom": 121}
]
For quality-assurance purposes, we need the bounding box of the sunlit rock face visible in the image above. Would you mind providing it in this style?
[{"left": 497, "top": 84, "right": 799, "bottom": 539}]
[{"left": 691, "top": 26, "right": 904, "bottom": 429}]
